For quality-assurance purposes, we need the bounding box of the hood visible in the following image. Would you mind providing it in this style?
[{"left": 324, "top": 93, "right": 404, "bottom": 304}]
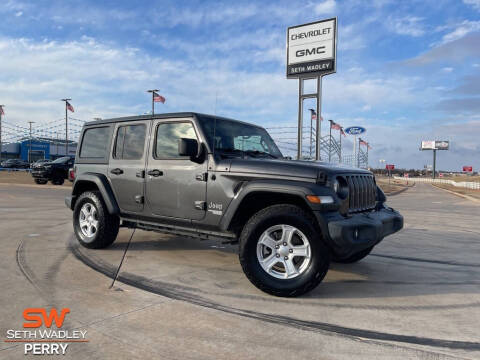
[{"left": 228, "top": 158, "right": 371, "bottom": 179}]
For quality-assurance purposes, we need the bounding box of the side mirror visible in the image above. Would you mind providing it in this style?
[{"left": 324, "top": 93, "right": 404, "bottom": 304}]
[{"left": 178, "top": 138, "right": 199, "bottom": 157}]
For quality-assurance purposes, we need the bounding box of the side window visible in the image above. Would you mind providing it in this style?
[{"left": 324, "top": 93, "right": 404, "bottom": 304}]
[
  {"left": 114, "top": 124, "right": 146, "bottom": 160},
  {"left": 155, "top": 122, "right": 197, "bottom": 159},
  {"left": 80, "top": 127, "right": 110, "bottom": 158}
]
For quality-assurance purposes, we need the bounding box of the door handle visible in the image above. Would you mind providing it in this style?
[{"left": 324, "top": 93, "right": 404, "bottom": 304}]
[
  {"left": 110, "top": 168, "right": 123, "bottom": 175},
  {"left": 147, "top": 169, "right": 163, "bottom": 177}
]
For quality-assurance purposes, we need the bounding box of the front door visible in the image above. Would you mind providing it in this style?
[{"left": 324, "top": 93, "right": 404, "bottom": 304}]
[
  {"left": 145, "top": 119, "right": 207, "bottom": 220},
  {"left": 108, "top": 121, "right": 149, "bottom": 213}
]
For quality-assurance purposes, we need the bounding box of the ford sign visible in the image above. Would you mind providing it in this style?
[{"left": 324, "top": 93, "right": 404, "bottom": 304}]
[{"left": 344, "top": 126, "right": 366, "bottom": 135}]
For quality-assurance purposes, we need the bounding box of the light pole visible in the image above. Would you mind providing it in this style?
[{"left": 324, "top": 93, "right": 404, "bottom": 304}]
[
  {"left": 61, "top": 99, "right": 71, "bottom": 156},
  {"left": 28, "top": 121, "right": 35, "bottom": 164}
]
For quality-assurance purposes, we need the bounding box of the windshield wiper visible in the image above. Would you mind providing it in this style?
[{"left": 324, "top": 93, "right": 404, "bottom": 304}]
[{"left": 243, "top": 150, "right": 278, "bottom": 159}]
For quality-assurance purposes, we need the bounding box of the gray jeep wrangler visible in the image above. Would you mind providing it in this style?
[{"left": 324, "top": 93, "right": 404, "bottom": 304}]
[{"left": 66, "top": 112, "right": 403, "bottom": 297}]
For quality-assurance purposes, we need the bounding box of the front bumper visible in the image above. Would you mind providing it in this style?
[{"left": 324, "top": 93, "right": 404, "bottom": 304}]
[
  {"left": 31, "top": 170, "right": 50, "bottom": 179},
  {"left": 315, "top": 206, "right": 403, "bottom": 259}
]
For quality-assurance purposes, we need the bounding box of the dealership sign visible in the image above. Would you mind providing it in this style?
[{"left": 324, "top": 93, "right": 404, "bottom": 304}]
[
  {"left": 386, "top": 164, "right": 395, "bottom": 170},
  {"left": 421, "top": 140, "right": 450, "bottom": 150},
  {"left": 344, "top": 126, "right": 366, "bottom": 135},
  {"left": 287, "top": 18, "right": 337, "bottom": 78},
  {"left": 463, "top": 166, "right": 473, "bottom": 173}
]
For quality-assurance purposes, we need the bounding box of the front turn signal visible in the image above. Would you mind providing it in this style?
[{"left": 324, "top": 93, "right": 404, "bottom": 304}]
[{"left": 306, "top": 195, "right": 334, "bottom": 204}]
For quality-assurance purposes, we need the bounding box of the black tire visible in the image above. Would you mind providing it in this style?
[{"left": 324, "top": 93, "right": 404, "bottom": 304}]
[
  {"left": 239, "top": 204, "right": 330, "bottom": 297},
  {"left": 52, "top": 177, "right": 64, "bottom": 185},
  {"left": 34, "top": 179, "right": 47, "bottom": 185},
  {"left": 334, "top": 246, "right": 373, "bottom": 264},
  {"left": 73, "top": 191, "right": 119, "bottom": 249}
]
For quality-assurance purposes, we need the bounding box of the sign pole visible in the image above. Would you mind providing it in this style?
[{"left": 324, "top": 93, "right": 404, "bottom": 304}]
[
  {"left": 433, "top": 149, "right": 436, "bottom": 179},
  {"left": 315, "top": 76, "right": 322, "bottom": 161},
  {"left": 328, "top": 119, "right": 332, "bottom": 162},
  {"left": 297, "top": 79, "right": 304, "bottom": 160}
]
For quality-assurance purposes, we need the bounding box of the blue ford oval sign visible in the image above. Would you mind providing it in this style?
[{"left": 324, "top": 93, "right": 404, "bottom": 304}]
[{"left": 344, "top": 126, "right": 366, "bottom": 135}]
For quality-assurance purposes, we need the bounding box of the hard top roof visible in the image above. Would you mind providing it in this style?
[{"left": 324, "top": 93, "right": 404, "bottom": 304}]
[{"left": 84, "top": 112, "right": 263, "bottom": 129}]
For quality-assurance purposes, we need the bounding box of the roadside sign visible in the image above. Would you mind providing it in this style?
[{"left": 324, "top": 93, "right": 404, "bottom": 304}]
[
  {"left": 345, "top": 126, "right": 366, "bottom": 135},
  {"left": 435, "top": 141, "right": 449, "bottom": 150},
  {"left": 463, "top": 166, "right": 473, "bottom": 173},
  {"left": 287, "top": 18, "right": 337, "bottom": 78},
  {"left": 421, "top": 141, "right": 435, "bottom": 150},
  {"left": 439, "top": 173, "right": 444, "bottom": 178},
  {"left": 386, "top": 164, "right": 395, "bottom": 170},
  {"left": 421, "top": 140, "right": 450, "bottom": 150},
  {"left": 404, "top": 173, "right": 409, "bottom": 178}
]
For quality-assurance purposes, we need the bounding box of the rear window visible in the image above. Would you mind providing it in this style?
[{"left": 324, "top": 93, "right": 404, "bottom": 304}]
[
  {"left": 80, "top": 127, "right": 110, "bottom": 158},
  {"left": 114, "top": 124, "right": 146, "bottom": 160}
]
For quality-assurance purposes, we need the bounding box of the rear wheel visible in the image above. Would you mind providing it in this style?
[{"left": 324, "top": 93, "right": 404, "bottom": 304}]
[
  {"left": 334, "top": 246, "right": 374, "bottom": 263},
  {"left": 73, "top": 191, "right": 119, "bottom": 249},
  {"left": 239, "top": 204, "right": 330, "bottom": 297},
  {"left": 52, "top": 177, "right": 64, "bottom": 185}
]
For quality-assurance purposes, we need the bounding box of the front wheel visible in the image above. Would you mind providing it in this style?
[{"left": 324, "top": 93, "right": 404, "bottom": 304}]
[
  {"left": 239, "top": 204, "right": 330, "bottom": 297},
  {"left": 73, "top": 191, "right": 119, "bottom": 249}
]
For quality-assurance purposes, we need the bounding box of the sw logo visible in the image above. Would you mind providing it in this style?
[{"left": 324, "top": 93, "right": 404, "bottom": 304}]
[{"left": 23, "top": 308, "right": 70, "bottom": 328}]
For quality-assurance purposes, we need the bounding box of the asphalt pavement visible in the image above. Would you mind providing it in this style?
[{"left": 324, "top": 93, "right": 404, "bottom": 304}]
[{"left": 1, "top": 182, "right": 479, "bottom": 359}]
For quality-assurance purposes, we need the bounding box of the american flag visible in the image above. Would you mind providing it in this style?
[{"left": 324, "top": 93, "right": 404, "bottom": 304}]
[
  {"left": 66, "top": 101, "right": 74, "bottom": 113},
  {"left": 340, "top": 128, "right": 346, "bottom": 137},
  {"left": 359, "top": 138, "right": 372, "bottom": 149},
  {"left": 0, "top": 106, "right": 4, "bottom": 115},
  {"left": 309, "top": 109, "right": 316, "bottom": 121},
  {"left": 153, "top": 91, "right": 166, "bottom": 103},
  {"left": 330, "top": 121, "right": 342, "bottom": 130}
]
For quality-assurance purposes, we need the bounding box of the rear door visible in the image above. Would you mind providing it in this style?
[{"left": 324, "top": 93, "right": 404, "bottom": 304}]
[
  {"left": 145, "top": 118, "right": 207, "bottom": 220},
  {"left": 108, "top": 121, "right": 150, "bottom": 213}
]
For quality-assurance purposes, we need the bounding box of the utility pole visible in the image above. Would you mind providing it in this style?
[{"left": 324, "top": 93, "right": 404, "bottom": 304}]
[
  {"left": 28, "top": 121, "right": 35, "bottom": 164},
  {"left": 147, "top": 89, "right": 159, "bottom": 117},
  {"left": 61, "top": 99, "right": 71, "bottom": 156},
  {"left": 0, "top": 105, "right": 4, "bottom": 162},
  {"left": 432, "top": 149, "right": 437, "bottom": 179}
]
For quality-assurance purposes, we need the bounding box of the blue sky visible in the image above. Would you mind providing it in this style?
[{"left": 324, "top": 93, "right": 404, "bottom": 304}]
[{"left": 1, "top": 0, "right": 479, "bottom": 170}]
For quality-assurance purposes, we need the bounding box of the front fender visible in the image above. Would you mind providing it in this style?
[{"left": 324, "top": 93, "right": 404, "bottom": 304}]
[
  {"left": 219, "top": 179, "right": 337, "bottom": 230},
  {"left": 70, "top": 173, "right": 119, "bottom": 215}
]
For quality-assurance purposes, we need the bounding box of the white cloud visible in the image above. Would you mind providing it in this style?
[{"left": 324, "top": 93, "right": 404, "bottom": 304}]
[
  {"left": 440, "top": 20, "right": 480, "bottom": 44},
  {"left": 15, "top": 11, "right": 23, "bottom": 17},
  {"left": 463, "top": 0, "right": 480, "bottom": 11},
  {"left": 387, "top": 16, "right": 425, "bottom": 37},
  {"left": 442, "top": 67, "right": 453, "bottom": 72},
  {"left": 314, "top": 0, "right": 336, "bottom": 15}
]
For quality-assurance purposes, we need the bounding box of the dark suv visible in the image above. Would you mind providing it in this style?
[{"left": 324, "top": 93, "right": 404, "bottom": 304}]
[
  {"left": 66, "top": 112, "right": 403, "bottom": 296},
  {"left": 32, "top": 156, "right": 75, "bottom": 185}
]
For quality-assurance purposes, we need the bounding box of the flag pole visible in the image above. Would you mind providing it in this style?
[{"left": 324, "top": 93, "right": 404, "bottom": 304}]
[
  {"left": 328, "top": 120, "right": 332, "bottom": 162},
  {"left": 147, "top": 89, "right": 159, "bottom": 118},
  {"left": 0, "top": 105, "right": 4, "bottom": 162},
  {"left": 61, "top": 98, "right": 71, "bottom": 156},
  {"left": 339, "top": 127, "right": 342, "bottom": 163}
]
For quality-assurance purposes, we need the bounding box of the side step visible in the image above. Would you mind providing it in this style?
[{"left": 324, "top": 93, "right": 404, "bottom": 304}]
[{"left": 121, "top": 219, "right": 238, "bottom": 244}]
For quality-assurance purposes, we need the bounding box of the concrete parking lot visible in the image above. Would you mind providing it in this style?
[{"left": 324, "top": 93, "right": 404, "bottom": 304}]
[{"left": 1, "top": 182, "right": 479, "bottom": 359}]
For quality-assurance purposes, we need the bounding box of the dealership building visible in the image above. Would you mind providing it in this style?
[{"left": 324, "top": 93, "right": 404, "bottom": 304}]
[{"left": 0, "top": 138, "right": 77, "bottom": 162}]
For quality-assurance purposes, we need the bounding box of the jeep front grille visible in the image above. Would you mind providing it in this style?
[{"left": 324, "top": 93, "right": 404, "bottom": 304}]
[{"left": 346, "top": 175, "right": 376, "bottom": 213}]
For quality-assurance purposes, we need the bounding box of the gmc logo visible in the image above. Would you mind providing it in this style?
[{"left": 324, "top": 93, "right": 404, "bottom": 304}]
[{"left": 296, "top": 46, "right": 326, "bottom": 57}]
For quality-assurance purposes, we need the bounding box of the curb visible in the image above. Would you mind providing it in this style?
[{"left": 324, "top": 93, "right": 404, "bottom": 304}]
[
  {"left": 384, "top": 183, "right": 414, "bottom": 197},
  {"left": 431, "top": 184, "right": 480, "bottom": 204},
  {"left": 0, "top": 182, "right": 71, "bottom": 189}
]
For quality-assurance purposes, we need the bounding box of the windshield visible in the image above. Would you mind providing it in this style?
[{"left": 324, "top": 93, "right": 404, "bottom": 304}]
[
  {"left": 197, "top": 116, "right": 283, "bottom": 159},
  {"left": 52, "top": 157, "right": 71, "bottom": 164}
]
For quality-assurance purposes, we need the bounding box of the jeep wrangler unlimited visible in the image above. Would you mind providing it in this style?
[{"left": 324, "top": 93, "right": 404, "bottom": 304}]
[{"left": 66, "top": 112, "right": 403, "bottom": 297}]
